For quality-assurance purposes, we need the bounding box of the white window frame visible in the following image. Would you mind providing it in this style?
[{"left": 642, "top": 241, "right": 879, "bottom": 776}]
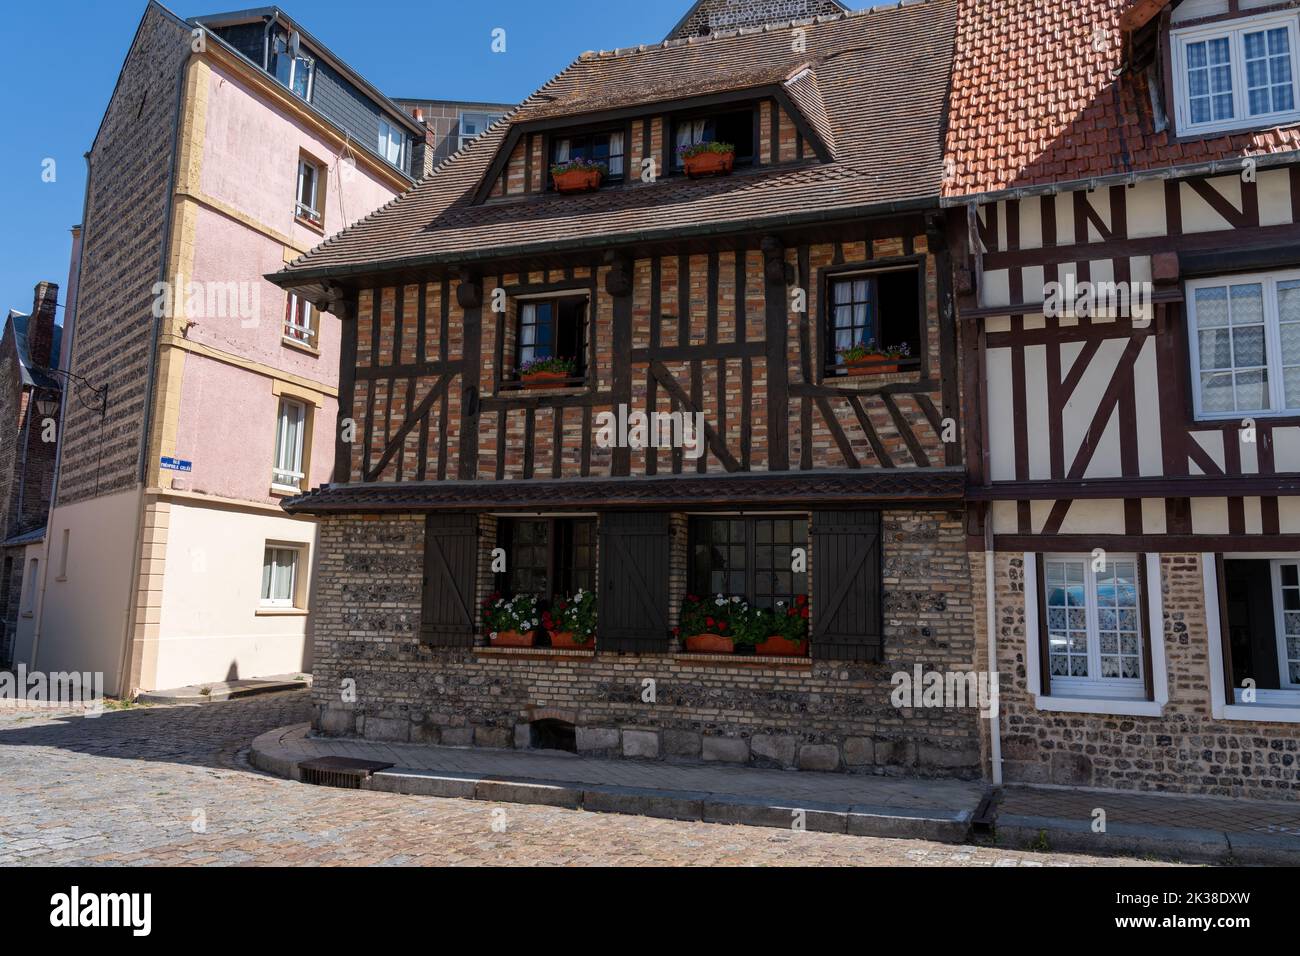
[
  {"left": 272, "top": 397, "right": 307, "bottom": 491},
  {"left": 1041, "top": 553, "right": 1147, "bottom": 700},
  {"left": 378, "top": 118, "right": 404, "bottom": 168},
  {"left": 1024, "top": 553, "right": 1167, "bottom": 717},
  {"left": 296, "top": 158, "right": 322, "bottom": 225},
  {"left": 1267, "top": 559, "right": 1300, "bottom": 694},
  {"left": 260, "top": 545, "right": 301, "bottom": 609},
  {"left": 271, "top": 29, "right": 314, "bottom": 101},
  {"left": 1172, "top": 13, "right": 1300, "bottom": 136},
  {"left": 284, "top": 294, "right": 317, "bottom": 346},
  {"left": 1187, "top": 268, "right": 1300, "bottom": 419},
  {"left": 458, "top": 110, "right": 505, "bottom": 150},
  {"left": 1205, "top": 552, "right": 1300, "bottom": 721}
]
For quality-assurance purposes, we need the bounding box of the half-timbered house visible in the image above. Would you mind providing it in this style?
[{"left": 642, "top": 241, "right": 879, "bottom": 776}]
[
  {"left": 947, "top": 0, "right": 1300, "bottom": 799},
  {"left": 269, "top": 0, "right": 983, "bottom": 775}
]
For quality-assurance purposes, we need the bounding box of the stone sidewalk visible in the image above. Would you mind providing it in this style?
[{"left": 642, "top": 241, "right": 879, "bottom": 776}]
[
  {"left": 994, "top": 784, "right": 1300, "bottom": 865},
  {"left": 253, "top": 722, "right": 1300, "bottom": 863},
  {"left": 252, "top": 724, "right": 985, "bottom": 841}
]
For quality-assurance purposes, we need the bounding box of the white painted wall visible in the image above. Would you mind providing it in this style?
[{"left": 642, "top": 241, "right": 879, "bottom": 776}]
[
  {"left": 151, "top": 500, "right": 316, "bottom": 690},
  {"left": 23, "top": 488, "right": 141, "bottom": 694}
]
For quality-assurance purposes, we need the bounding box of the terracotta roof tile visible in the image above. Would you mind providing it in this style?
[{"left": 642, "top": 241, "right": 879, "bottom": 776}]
[{"left": 944, "top": 0, "right": 1300, "bottom": 198}]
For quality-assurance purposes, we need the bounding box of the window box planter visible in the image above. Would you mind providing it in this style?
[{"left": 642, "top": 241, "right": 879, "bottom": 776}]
[
  {"left": 683, "top": 150, "right": 735, "bottom": 179},
  {"left": 755, "top": 635, "right": 809, "bottom": 658},
  {"left": 547, "top": 631, "right": 593, "bottom": 650},
  {"left": 521, "top": 370, "right": 571, "bottom": 389},
  {"left": 684, "top": 634, "right": 734, "bottom": 654},
  {"left": 552, "top": 168, "right": 603, "bottom": 194},
  {"left": 843, "top": 354, "right": 901, "bottom": 376},
  {"left": 491, "top": 630, "right": 536, "bottom": 648}
]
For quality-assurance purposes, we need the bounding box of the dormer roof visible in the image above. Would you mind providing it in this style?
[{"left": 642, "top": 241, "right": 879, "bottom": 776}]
[{"left": 271, "top": 0, "right": 957, "bottom": 288}]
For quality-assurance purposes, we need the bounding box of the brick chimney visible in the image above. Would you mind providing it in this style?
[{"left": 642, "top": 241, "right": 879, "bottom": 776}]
[{"left": 28, "top": 280, "right": 58, "bottom": 370}]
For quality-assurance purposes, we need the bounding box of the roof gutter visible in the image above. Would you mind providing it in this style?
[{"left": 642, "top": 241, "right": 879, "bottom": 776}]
[
  {"left": 267, "top": 194, "right": 940, "bottom": 288},
  {"left": 939, "top": 148, "right": 1300, "bottom": 208}
]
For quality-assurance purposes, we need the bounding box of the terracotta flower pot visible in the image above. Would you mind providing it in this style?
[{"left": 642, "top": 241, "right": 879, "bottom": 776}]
[
  {"left": 844, "top": 354, "right": 901, "bottom": 376},
  {"left": 552, "top": 168, "right": 602, "bottom": 194},
  {"left": 521, "top": 370, "right": 570, "bottom": 389},
  {"left": 683, "top": 150, "right": 735, "bottom": 179},
  {"left": 685, "top": 633, "right": 734, "bottom": 654},
  {"left": 547, "top": 630, "right": 592, "bottom": 650},
  {"left": 755, "top": 635, "right": 809, "bottom": 658},
  {"left": 491, "top": 630, "right": 535, "bottom": 648}
]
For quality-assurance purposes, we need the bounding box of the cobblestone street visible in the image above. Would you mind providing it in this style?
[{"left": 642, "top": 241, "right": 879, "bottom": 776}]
[{"left": 0, "top": 692, "right": 1171, "bottom": 867}]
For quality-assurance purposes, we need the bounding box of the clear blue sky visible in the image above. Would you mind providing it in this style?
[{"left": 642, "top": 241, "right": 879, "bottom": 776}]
[{"left": 0, "top": 1, "right": 880, "bottom": 319}]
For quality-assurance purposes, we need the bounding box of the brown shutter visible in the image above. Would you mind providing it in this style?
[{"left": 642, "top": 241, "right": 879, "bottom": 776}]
[
  {"left": 811, "top": 510, "right": 882, "bottom": 662},
  {"left": 597, "top": 512, "right": 671, "bottom": 654},
  {"left": 421, "top": 514, "right": 479, "bottom": 647}
]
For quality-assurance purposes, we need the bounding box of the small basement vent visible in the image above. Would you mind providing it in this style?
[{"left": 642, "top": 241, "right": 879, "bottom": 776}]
[
  {"left": 530, "top": 719, "right": 577, "bottom": 753},
  {"left": 298, "top": 756, "right": 393, "bottom": 789}
]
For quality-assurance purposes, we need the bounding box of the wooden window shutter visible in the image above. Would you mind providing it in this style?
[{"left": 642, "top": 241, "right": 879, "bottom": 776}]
[
  {"left": 421, "top": 514, "right": 479, "bottom": 646},
  {"left": 810, "top": 510, "right": 882, "bottom": 662},
  {"left": 597, "top": 512, "right": 671, "bottom": 654}
]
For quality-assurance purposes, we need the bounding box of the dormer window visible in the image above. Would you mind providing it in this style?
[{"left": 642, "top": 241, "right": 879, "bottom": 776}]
[
  {"left": 1172, "top": 13, "right": 1300, "bottom": 135},
  {"left": 671, "top": 107, "right": 755, "bottom": 172},
  {"left": 549, "top": 130, "right": 625, "bottom": 187},
  {"left": 270, "top": 28, "right": 314, "bottom": 101}
]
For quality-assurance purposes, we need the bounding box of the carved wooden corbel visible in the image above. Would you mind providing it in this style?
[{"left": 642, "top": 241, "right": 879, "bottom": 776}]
[
  {"left": 455, "top": 268, "right": 482, "bottom": 310},
  {"left": 761, "top": 236, "right": 794, "bottom": 285},
  {"left": 604, "top": 251, "right": 634, "bottom": 298},
  {"left": 318, "top": 281, "right": 356, "bottom": 321}
]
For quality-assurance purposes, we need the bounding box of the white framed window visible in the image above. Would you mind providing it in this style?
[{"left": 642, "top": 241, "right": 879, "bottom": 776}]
[
  {"left": 1172, "top": 14, "right": 1300, "bottom": 135},
  {"left": 260, "top": 545, "right": 300, "bottom": 608},
  {"left": 271, "top": 29, "right": 314, "bottom": 101},
  {"left": 284, "top": 294, "right": 317, "bottom": 346},
  {"left": 458, "top": 110, "right": 506, "bottom": 150},
  {"left": 1187, "top": 269, "right": 1300, "bottom": 418},
  {"left": 1043, "top": 554, "right": 1146, "bottom": 700},
  {"left": 273, "top": 397, "right": 307, "bottom": 490},
  {"left": 378, "top": 118, "right": 404, "bottom": 168},
  {"left": 1270, "top": 560, "right": 1300, "bottom": 690},
  {"left": 296, "top": 157, "right": 323, "bottom": 226}
]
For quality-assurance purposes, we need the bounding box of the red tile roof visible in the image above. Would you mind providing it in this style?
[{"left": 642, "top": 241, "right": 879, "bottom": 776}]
[
  {"left": 944, "top": 0, "right": 1300, "bottom": 200},
  {"left": 274, "top": 0, "right": 957, "bottom": 284}
]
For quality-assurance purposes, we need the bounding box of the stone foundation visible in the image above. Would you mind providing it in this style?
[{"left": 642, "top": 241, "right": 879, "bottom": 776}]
[
  {"left": 975, "top": 551, "right": 1300, "bottom": 801},
  {"left": 309, "top": 509, "right": 984, "bottom": 778}
]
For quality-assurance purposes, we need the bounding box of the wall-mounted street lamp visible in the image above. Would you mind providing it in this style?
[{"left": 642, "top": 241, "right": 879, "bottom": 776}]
[{"left": 32, "top": 367, "right": 107, "bottom": 418}]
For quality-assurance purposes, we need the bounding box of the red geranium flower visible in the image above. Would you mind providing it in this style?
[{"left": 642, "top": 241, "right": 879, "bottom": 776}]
[
  {"left": 801, "top": 607, "right": 810, "bottom": 619},
  {"left": 718, "top": 621, "right": 728, "bottom": 632},
  {"left": 796, "top": 594, "right": 808, "bottom": 606},
  {"left": 706, "top": 617, "right": 716, "bottom": 628}
]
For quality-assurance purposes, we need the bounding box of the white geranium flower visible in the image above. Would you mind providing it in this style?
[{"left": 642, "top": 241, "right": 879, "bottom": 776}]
[
  {"left": 490, "top": 632, "right": 498, "bottom": 640},
  {"left": 731, "top": 596, "right": 741, "bottom": 604}
]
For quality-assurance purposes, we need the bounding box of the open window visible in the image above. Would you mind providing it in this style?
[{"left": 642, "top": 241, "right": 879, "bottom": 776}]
[
  {"left": 688, "top": 516, "right": 808, "bottom": 608},
  {"left": 377, "top": 118, "right": 405, "bottom": 169},
  {"left": 549, "top": 129, "right": 626, "bottom": 187},
  {"left": 1223, "top": 558, "right": 1300, "bottom": 705},
  {"left": 270, "top": 27, "right": 314, "bottom": 101},
  {"left": 295, "top": 154, "right": 325, "bottom": 229},
  {"left": 284, "top": 293, "right": 319, "bottom": 350},
  {"left": 670, "top": 107, "right": 756, "bottom": 173},
  {"left": 505, "top": 293, "right": 590, "bottom": 389},
  {"left": 824, "top": 265, "right": 923, "bottom": 377}
]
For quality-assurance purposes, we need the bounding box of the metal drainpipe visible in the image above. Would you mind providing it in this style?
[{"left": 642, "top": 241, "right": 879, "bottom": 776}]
[{"left": 985, "top": 522, "right": 1003, "bottom": 786}]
